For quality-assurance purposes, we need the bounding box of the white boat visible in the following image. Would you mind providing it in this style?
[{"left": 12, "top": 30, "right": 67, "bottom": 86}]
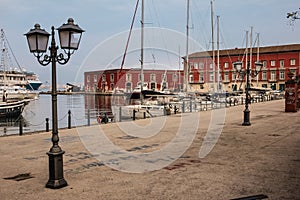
[{"left": 1, "top": 29, "right": 39, "bottom": 100}]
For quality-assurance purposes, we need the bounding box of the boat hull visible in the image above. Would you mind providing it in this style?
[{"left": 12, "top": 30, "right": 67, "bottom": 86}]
[{"left": 0, "top": 100, "right": 26, "bottom": 118}]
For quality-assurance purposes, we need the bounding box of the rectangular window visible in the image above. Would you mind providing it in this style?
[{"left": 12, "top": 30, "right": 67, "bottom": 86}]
[
  {"left": 150, "top": 74, "right": 156, "bottom": 82},
  {"left": 110, "top": 74, "right": 114, "bottom": 81},
  {"left": 199, "top": 62, "right": 204, "bottom": 69},
  {"left": 224, "top": 62, "right": 229, "bottom": 69},
  {"left": 279, "top": 60, "right": 284, "bottom": 68},
  {"left": 101, "top": 74, "right": 106, "bottom": 81},
  {"left": 209, "top": 72, "right": 214, "bottom": 81},
  {"left": 209, "top": 63, "right": 213, "bottom": 69},
  {"left": 262, "top": 71, "right": 267, "bottom": 80},
  {"left": 94, "top": 75, "right": 98, "bottom": 82},
  {"left": 189, "top": 74, "right": 194, "bottom": 83},
  {"left": 194, "top": 63, "right": 198, "bottom": 69},
  {"left": 263, "top": 60, "right": 267, "bottom": 68},
  {"left": 139, "top": 73, "right": 144, "bottom": 81},
  {"left": 232, "top": 73, "right": 236, "bottom": 81},
  {"left": 290, "top": 59, "right": 296, "bottom": 66},
  {"left": 224, "top": 73, "right": 229, "bottom": 82},
  {"left": 87, "top": 75, "right": 90, "bottom": 82},
  {"left": 126, "top": 73, "right": 132, "bottom": 82},
  {"left": 279, "top": 71, "right": 285, "bottom": 80},
  {"left": 270, "top": 71, "right": 276, "bottom": 81},
  {"left": 270, "top": 60, "right": 276, "bottom": 67},
  {"left": 199, "top": 73, "right": 204, "bottom": 82}
]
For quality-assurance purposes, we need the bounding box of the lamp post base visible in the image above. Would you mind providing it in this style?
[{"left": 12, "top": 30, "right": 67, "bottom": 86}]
[
  {"left": 46, "top": 150, "right": 68, "bottom": 189},
  {"left": 242, "top": 108, "right": 251, "bottom": 126}
]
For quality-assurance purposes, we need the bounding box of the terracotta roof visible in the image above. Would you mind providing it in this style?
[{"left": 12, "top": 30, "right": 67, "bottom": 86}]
[{"left": 187, "top": 44, "right": 300, "bottom": 58}]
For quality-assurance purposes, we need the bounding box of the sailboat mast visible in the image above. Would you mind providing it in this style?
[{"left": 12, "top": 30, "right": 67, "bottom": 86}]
[
  {"left": 249, "top": 26, "right": 253, "bottom": 85},
  {"left": 256, "top": 32, "right": 260, "bottom": 86},
  {"left": 217, "top": 15, "right": 220, "bottom": 92},
  {"left": 140, "top": 0, "right": 144, "bottom": 103},
  {"left": 184, "top": 0, "right": 190, "bottom": 93},
  {"left": 211, "top": 0, "right": 215, "bottom": 92},
  {"left": 178, "top": 46, "right": 181, "bottom": 91},
  {"left": 1, "top": 29, "right": 7, "bottom": 88},
  {"left": 245, "top": 30, "right": 249, "bottom": 91}
]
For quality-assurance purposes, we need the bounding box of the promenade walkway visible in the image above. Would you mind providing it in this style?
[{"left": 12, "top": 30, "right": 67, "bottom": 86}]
[{"left": 0, "top": 99, "right": 299, "bottom": 199}]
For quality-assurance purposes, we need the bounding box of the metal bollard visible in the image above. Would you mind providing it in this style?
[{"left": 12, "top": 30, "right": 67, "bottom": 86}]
[
  {"left": 119, "top": 106, "right": 122, "bottom": 122},
  {"left": 46, "top": 118, "right": 49, "bottom": 132},
  {"left": 87, "top": 109, "right": 90, "bottom": 126},
  {"left": 190, "top": 99, "right": 192, "bottom": 112},
  {"left": 182, "top": 100, "right": 185, "bottom": 113},
  {"left": 68, "top": 110, "right": 71, "bottom": 129},
  {"left": 133, "top": 109, "right": 136, "bottom": 120},
  {"left": 143, "top": 112, "right": 146, "bottom": 119},
  {"left": 19, "top": 116, "right": 23, "bottom": 136},
  {"left": 174, "top": 105, "right": 177, "bottom": 114}
]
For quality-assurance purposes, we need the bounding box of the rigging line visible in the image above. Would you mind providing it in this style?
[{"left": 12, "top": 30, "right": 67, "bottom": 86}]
[
  {"left": 3, "top": 30, "right": 35, "bottom": 90},
  {"left": 3, "top": 31, "right": 22, "bottom": 71},
  {"left": 119, "top": 0, "right": 140, "bottom": 75}
]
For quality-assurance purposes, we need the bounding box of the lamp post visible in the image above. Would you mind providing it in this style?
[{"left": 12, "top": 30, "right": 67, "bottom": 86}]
[
  {"left": 25, "top": 18, "right": 84, "bottom": 189},
  {"left": 233, "top": 60, "right": 263, "bottom": 126}
]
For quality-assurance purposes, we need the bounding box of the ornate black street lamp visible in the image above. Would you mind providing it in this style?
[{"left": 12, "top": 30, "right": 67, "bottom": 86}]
[
  {"left": 233, "top": 60, "right": 263, "bottom": 126},
  {"left": 25, "top": 18, "right": 84, "bottom": 189}
]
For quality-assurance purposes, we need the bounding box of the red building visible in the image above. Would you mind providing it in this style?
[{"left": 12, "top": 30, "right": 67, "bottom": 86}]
[
  {"left": 84, "top": 68, "right": 183, "bottom": 93},
  {"left": 186, "top": 44, "right": 300, "bottom": 92}
]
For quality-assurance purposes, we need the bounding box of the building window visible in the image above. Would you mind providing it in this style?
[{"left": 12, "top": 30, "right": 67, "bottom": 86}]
[
  {"left": 139, "top": 73, "right": 144, "bottom": 81},
  {"left": 232, "top": 73, "right": 236, "bottom": 81},
  {"left": 270, "top": 71, "right": 276, "bottom": 81},
  {"left": 194, "top": 63, "right": 198, "bottom": 69},
  {"left": 290, "top": 59, "right": 296, "bottom": 66},
  {"left": 94, "top": 75, "right": 98, "bottom": 82},
  {"left": 126, "top": 73, "right": 132, "bottom": 82},
  {"left": 279, "top": 60, "right": 284, "bottom": 68},
  {"left": 263, "top": 60, "right": 267, "bottom": 68},
  {"left": 209, "top": 72, "right": 214, "bottom": 82},
  {"left": 270, "top": 60, "right": 276, "bottom": 67},
  {"left": 150, "top": 73, "right": 156, "bottom": 82},
  {"left": 110, "top": 83, "right": 114, "bottom": 90},
  {"left": 87, "top": 75, "right": 90, "bottom": 83},
  {"left": 224, "top": 73, "right": 229, "bottom": 82},
  {"left": 262, "top": 71, "right": 267, "bottom": 80},
  {"left": 200, "top": 73, "right": 204, "bottom": 82},
  {"left": 224, "top": 62, "right": 229, "bottom": 69},
  {"left": 110, "top": 74, "right": 114, "bottom": 81},
  {"left": 173, "top": 73, "right": 178, "bottom": 82},
  {"left": 199, "top": 62, "right": 204, "bottom": 69},
  {"left": 189, "top": 74, "right": 194, "bottom": 83},
  {"left": 102, "top": 74, "right": 106, "bottom": 82},
  {"left": 279, "top": 71, "right": 285, "bottom": 80},
  {"left": 209, "top": 63, "right": 213, "bottom": 69},
  {"left": 125, "top": 82, "right": 132, "bottom": 92}
]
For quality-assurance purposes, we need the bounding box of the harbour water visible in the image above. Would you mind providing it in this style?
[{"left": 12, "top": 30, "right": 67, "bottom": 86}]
[{"left": 0, "top": 94, "right": 126, "bottom": 136}]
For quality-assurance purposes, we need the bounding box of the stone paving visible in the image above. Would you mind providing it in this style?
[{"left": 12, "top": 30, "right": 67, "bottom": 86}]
[{"left": 0, "top": 99, "right": 299, "bottom": 200}]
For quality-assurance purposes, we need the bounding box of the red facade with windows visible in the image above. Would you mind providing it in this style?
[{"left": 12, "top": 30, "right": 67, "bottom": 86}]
[
  {"left": 187, "top": 44, "right": 300, "bottom": 92},
  {"left": 84, "top": 68, "right": 183, "bottom": 93}
]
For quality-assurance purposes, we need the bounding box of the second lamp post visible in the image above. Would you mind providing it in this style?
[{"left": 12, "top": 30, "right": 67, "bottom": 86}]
[{"left": 234, "top": 60, "right": 263, "bottom": 126}]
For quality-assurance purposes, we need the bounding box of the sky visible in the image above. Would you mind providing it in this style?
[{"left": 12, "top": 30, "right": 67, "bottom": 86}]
[{"left": 0, "top": 0, "right": 299, "bottom": 85}]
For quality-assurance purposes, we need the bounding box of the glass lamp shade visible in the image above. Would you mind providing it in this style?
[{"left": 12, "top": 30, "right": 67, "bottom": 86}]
[
  {"left": 254, "top": 61, "right": 263, "bottom": 73},
  {"left": 233, "top": 61, "right": 243, "bottom": 72},
  {"left": 24, "top": 24, "right": 50, "bottom": 53},
  {"left": 57, "top": 18, "right": 84, "bottom": 50}
]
